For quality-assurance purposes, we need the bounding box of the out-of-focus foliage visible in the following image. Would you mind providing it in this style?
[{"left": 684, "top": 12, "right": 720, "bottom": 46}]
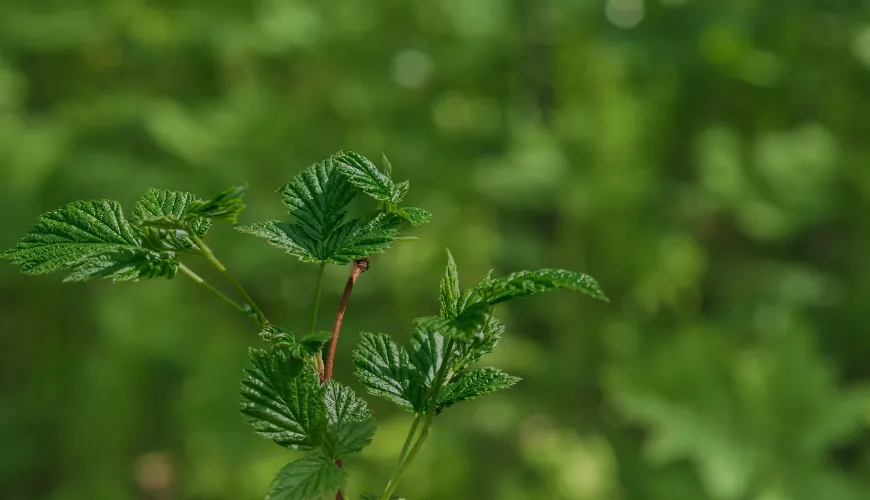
[{"left": 2, "top": 1, "right": 870, "bottom": 499}]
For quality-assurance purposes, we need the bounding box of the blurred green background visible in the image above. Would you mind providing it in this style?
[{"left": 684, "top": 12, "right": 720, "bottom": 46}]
[{"left": 3, "top": 1, "right": 870, "bottom": 499}]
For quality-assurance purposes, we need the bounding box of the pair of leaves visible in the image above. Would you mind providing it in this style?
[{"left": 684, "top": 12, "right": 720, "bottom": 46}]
[
  {"left": 238, "top": 152, "right": 430, "bottom": 265},
  {"left": 1, "top": 186, "right": 246, "bottom": 282},
  {"left": 240, "top": 348, "right": 376, "bottom": 499}
]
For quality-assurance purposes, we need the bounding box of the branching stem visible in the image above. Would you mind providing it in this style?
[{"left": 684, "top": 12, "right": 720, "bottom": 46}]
[
  {"left": 191, "top": 233, "right": 268, "bottom": 326},
  {"left": 380, "top": 339, "right": 456, "bottom": 499},
  {"left": 324, "top": 258, "right": 369, "bottom": 382}
]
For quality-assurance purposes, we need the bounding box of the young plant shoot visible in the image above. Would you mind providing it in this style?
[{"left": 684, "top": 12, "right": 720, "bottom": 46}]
[{"left": 1, "top": 151, "right": 607, "bottom": 499}]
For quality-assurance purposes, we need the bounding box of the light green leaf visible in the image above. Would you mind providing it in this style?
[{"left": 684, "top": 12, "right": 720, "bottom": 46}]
[
  {"left": 131, "top": 189, "right": 211, "bottom": 239},
  {"left": 439, "top": 249, "right": 461, "bottom": 319},
  {"left": 1, "top": 200, "right": 177, "bottom": 281},
  {"left": 240, "top": 348, "right": 327, "bottom": 451},
  {"left": 266, "top": 455, "right": 347, "bottom": 500},
  {"left": 293, "top": 331, "right": 332, "bottom": 358},
  {"left": 324, "top": 380, "right": 376, "bottom": 457},
  {"left": 185, "top": 184, "right": 247, "bottom": 223},
  {"left": 438, "top": 367, "right": 520, "bottom": 411},
  {"left": 410, "top": 317, "right": 451, "bottom": 387},
  {"left": 333, "top": 151, "right": 405, "bottom": 204},
  {"left": 474, "top": 268, "right": 608, "bottom": 304},
  {"left": 352, "top": 333, "right": 424, "bottom": 412}
]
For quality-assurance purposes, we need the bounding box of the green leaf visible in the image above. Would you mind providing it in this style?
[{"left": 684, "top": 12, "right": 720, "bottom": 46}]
[
  {"left": 280, "top": 158, "right": 357, "bottom": 244},
  {"left": 438, "top": 367, "right": 520, "bottom": 411},
  {"left": 131, "top": 189, "right": 211, "bottom": 238},
  {"left": 474, "top": 269, "right": 608, "bottom": 304},
  {"left": 185, "top": 184, "right": 247, "bottom": 223},
  {"left": 266, "top": 455, "right": 347, "bottom": 500},
  {"left": 439, "top": 249, "right": 461, "bottom": 319},
  {"left": 444, "top": 301, "right": 493, "bottom": 342},
  {"left": 410, "top": 317, "right": 453, "bottom": 387},
  {"left": 333, "top": 151, "right": 405, "bottom": 204},
  {"left": 63, "top": 249, "right": 179, "bottom": 282},
  {"left": 397, "top": 207, "right": 431, "bottom": 227},
  {"left": 236, "top": 221, "right": 320, "bottom": 263},
  {"left": 293, "top": 331, "right": 332, "bottom": 358},
  {"left": 452, "top": 316, "right": 505, "bottom": 371},
  {"left": 326, "top": 212, "right": 406, "bottom": 263},
  {"left": 240, "top": 348, "right": 327, "bottom": 451},
  {"left": 324, "top": 380, "right": 377, "bottom": 457},
  {"left": 1, "top": 200, "right": 177, "bottom": 282},
  {"left": 352, "top": 333, "right": 424, "bottom": 412},
  {"left": 260, "top": 325, "right": 296, "bottom": 344}
]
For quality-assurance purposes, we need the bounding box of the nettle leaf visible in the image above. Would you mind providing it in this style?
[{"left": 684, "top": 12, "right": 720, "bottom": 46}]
[
  {"left": 475, "top": 269, "right": 608, "bottom": 304},
  {"left": 185, "top": 184, "right": 247, "bottom": 223},
  {"left": 397, "top": 207, "right": 431, "bottom": 227},
  {"left": 1, "top": 200, "right": 178, "bottom": 281},
  {"left": 443, "top": 301, "right": 493, "bottom": 342},
  {"left": 326, "top": 212, "right": 405, "bottom": 263},
  {"left": 267, "top": 455, "right": 347, "bottom": 500},
  {"left": 333, "top": 151, "right": 405, "bottom": 204},
  {"left": 438, "top": 367, "right": 520, "bottom": 411},
  {"left": 439, "top": 249, "right": 461, "bottom": 319},
  {"left": 280, "top": 158, "right": 356, "bottom": 244},
  {"left": 132, "top": 189, "right": 211, "bottom": 237},
  {"left": 324, "top": 381, "right": 377, "bottom": 457},
  {"left": 453, "top": 316, "right": 505, "bottom": 371},
  {"left": 64, "top": 249, "right": 179, "bottom": 282},
  {"left": 236, "top": 221, "right": 320, "bottom": 263},
  {"left": 353, "top": 333, "right": 425, "bottom": 412},
  {"left": 240, "top": 348, "right": 327, "bottom": 451},
  {"left": 410, "top": 317, "right": 451, "bottom": 387}
]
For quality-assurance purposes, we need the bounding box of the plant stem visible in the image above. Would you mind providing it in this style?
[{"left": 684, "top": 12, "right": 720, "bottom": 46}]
[
  {"left": 380, "top": 340, "right": 455, "bottom": 500},
  {"left": 178, "top": 263, "right": 252, "bottom": 319},
  {"left": 191, "top": 233, "right": 268, "bottom": 326},
  {"left": 311, "top": 263, "right": 327, "bottom": 376},
  {"left": 324, "top": 258, "right": 370, "bottom": 382},
  {"left": 383, "top": 413, "right": 423, "bottom": 490}
]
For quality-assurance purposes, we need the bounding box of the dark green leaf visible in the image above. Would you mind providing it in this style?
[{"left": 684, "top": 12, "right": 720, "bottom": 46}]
[
  {"left": 1, "top": 200, "right": 177, "bottom": 282},
  {"left": 438, "top": 367, "right": 520, "bottom": 411},
  {"left": 132, "top": 189, "right": 212, "bottom": 239},
  {"left": 326, "top": 212, "right": 405, "bottom": 263},
  {"left": 324, "top": 380, "right": 376, "bottom": 457},
  {"left": 293, "top": 331, "right": 332, "bottom": 358},
  {"left": 352, "top": 333, "right": 424, "bottom": 412},
  {"left": 452, "top": 316, "right": 505, "bottom": 371},
  {"left": 333, "top": 151, "right": 405, "bottom": 204},
  {"left": 185, "top": 184, "right": 247, "bottom": 223},
  {"left": 64, "top": 249, "right": 179, "bottom": 282},
  {"left": 280, "top": 158, "right": 356, "bottom": 244},
  {"left": 240, "top": 348, "right": 327, "bottom": 450},
  {"left": 444, "top": 301, "right": 492, "bottom": 342},
  {"left": 475, "top": 269, "right": 608, "bottom": 304},
  {"left": 439, "top": 249, "right": 461, "bottom": 319},
  {"left": 236, "top": 221, "right": 320, "bottom": 263},
  {"left": 266, "top": 455, "right": 346, "bottom": 500}
]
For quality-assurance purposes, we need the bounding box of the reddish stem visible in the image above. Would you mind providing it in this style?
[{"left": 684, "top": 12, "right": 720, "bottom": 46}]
[
  {"left": 323, "top": 258, "right": 370, "bottom": 382},
  {"left": 334, "top": 459, "right": 344, "bottom": 500}
]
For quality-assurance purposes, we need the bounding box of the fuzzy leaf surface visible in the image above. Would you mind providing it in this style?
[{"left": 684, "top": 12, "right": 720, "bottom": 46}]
[
  {"left": 266, "top": 455, "right": 347, "bottom": 500},
  {"left": 240, "top": 348, "right": 327, "bottom": 450},
  {"left": 439, "top": 249, "right": 461, "bottom": 319}
]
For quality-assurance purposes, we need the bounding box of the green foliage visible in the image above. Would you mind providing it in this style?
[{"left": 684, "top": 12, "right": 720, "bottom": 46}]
[
  {"left": 437, "top": 367, "right": 520, "bottom": 411},
  {"left": 474, "top": 268, "right": 609, "bottom": 304},
  {"left": 0, "top": 200, "right": 179, "bottom": 281},
  {"left": 266, "top": 455, "right": 347, "bottom": 500},
  {"left": 2, "top": 153, "right": 607, "bottom": 500},
  {"left": 324, "top": 381, "right": 377, "bottom": 457},
  {"left": 238, "top": 153, "right": 422, "bottom": 264},
  {"left": 240, "top": 348, "right": 326, "bottom": 451},
  {"left": 185, "top": 184, "right": 247, "bottom": 223},
  {"left": 353, "top": 332, "right": 425, "bottom": 412}
]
